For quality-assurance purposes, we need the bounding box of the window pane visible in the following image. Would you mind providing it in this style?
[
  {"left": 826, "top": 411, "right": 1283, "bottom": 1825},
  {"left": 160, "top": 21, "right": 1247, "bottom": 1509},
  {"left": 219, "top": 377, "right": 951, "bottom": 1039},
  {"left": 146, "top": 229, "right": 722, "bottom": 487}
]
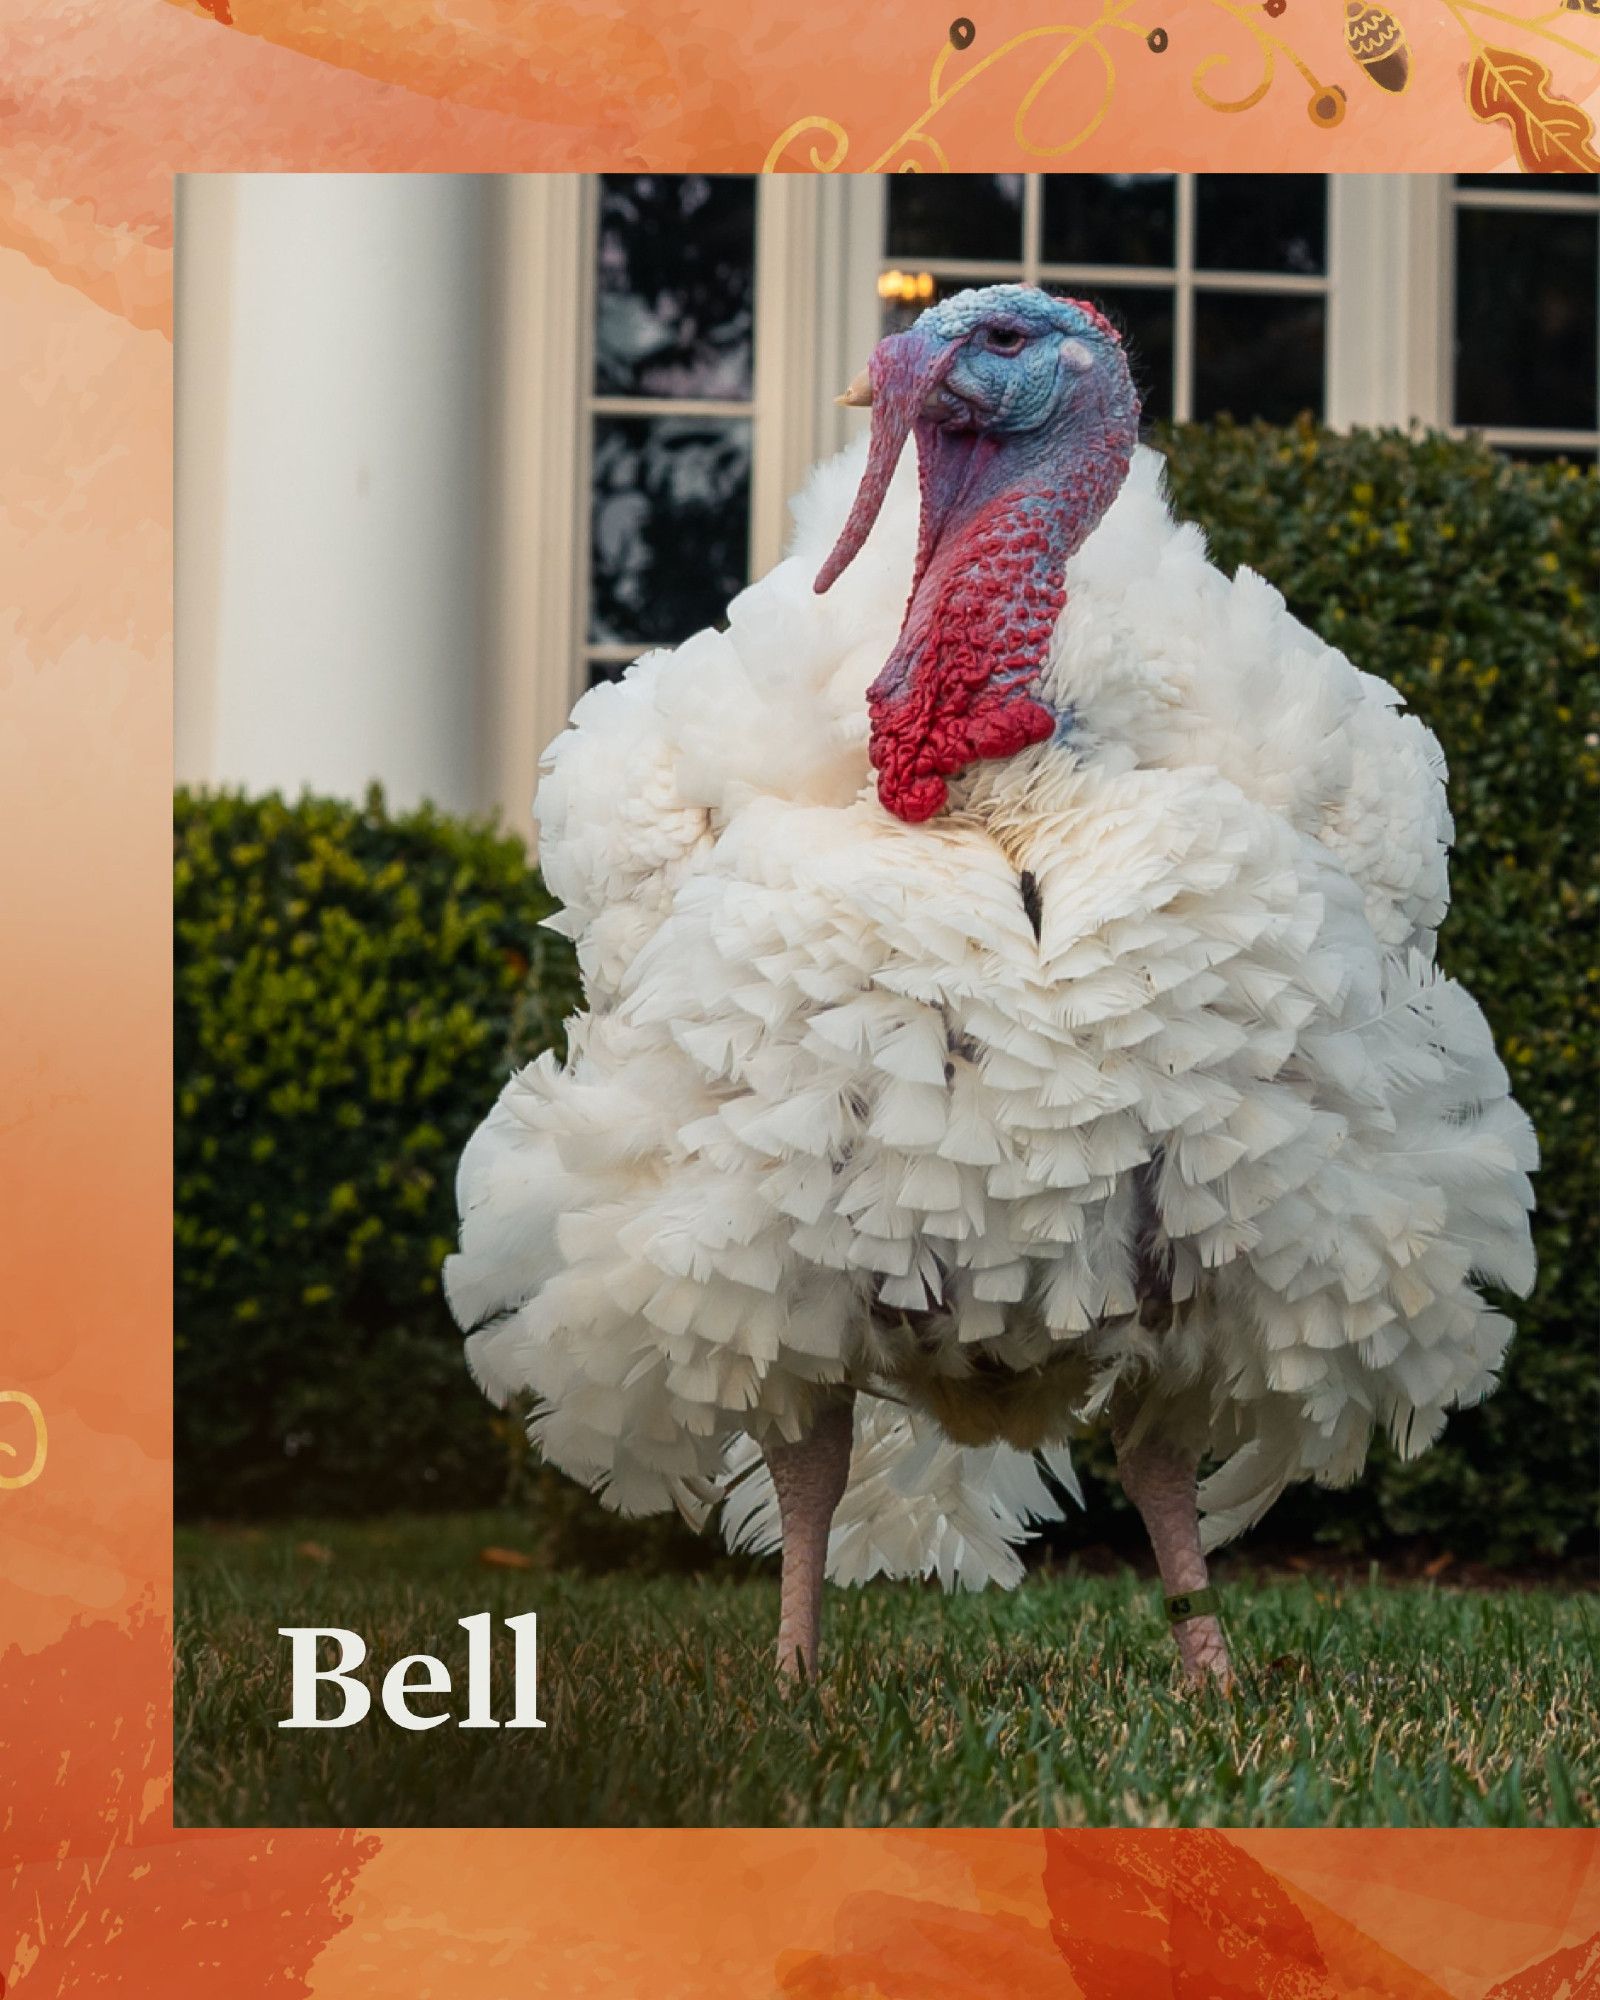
[
  {"left": 1499, "top": 444, "right": 1600, "bottom": 467},
  {"left": 1456, "top": 173, "right": 1598, "bottom": 195},
  {"left": 1196, "top": 175, "right": 1326, "bottom": 275},
  {"left": 886, "top": 173, "right": 1023, "bottom": 261},
  {"left": 1052, "top": 282, "right": 1174, "bottom": 422},
  {"left": 1193, "top": 293, "right": 1326, "bottom": 422},
  {"left": 1041, "top": 174, "right": 1176, "bottom": 268},
  {"left": 588, "top": 416, "right": 751, "bottom": 646},
  {"left": 1454, "top": 209, "right": 1599, "bottom": 432},
  {"left": 594, "top": 175, "right": 756, "bottom": 399},
  {"left": 586, "top": 655, "right": 640, "bottom": 689}
]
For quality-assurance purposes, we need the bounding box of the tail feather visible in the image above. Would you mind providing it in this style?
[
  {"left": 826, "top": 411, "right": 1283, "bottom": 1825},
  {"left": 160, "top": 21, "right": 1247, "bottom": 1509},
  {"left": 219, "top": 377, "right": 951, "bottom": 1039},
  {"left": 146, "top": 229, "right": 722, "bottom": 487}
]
[{"left": 720, "top": 1397, "right": 1080, "bottom": 1591}]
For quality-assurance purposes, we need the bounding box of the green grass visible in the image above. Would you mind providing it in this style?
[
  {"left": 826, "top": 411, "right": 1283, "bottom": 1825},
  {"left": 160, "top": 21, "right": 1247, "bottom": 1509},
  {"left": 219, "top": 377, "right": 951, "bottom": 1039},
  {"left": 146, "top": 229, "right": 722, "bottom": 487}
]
[{"left": 175, "top": 1512, "right": 1598, "bottom": 1829}]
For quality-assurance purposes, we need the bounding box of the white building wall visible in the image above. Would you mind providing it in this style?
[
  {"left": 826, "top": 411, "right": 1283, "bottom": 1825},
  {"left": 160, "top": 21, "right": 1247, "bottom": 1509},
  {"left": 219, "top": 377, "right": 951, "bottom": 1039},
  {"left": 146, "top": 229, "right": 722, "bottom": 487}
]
[{"left": 177, "top": 174, "right": 493, "bottom": 815}]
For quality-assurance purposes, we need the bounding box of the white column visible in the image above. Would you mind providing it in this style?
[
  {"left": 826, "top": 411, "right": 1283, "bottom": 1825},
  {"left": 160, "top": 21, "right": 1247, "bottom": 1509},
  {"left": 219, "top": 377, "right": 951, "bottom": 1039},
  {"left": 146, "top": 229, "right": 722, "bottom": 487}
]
[
  {"left": 174, "top": 175, "right": 236, "bottom": 793},
  {"left": 751, "top": 177, "right": 824, "bottom": 578},
  {"left": 1327, "top": 175, "right": 1451, "bottom": 431},
  {"left": 481, "top": 174, "right": 588, "bottom": 847},
  {"left": 814, "top": 177, "right": 888, "bottom": 464},
  {"left": 190, "top": 174, "right": 493, "bottom": 815}
]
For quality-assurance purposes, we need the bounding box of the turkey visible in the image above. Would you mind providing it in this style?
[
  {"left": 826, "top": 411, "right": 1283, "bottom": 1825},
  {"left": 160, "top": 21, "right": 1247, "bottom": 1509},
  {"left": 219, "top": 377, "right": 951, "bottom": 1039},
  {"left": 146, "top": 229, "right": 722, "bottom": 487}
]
[{"left": 446, "top": 286, "right": 1536, "bottom": 1686}]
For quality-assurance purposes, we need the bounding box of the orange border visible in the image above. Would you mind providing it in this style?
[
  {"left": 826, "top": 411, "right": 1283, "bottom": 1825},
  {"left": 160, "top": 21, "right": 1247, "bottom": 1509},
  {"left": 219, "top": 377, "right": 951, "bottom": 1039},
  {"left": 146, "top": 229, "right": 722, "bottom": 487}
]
[{"left": 3, "top": 2, "right": 1598, "bottom": 1992}]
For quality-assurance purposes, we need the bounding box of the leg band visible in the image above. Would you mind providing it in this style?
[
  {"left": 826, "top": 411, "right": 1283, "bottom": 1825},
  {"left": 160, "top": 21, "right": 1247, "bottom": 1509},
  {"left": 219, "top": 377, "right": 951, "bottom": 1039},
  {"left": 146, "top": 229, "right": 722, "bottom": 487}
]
[{"left": 1165, "top": 1586, "right": 1220, "bottom": 1624}]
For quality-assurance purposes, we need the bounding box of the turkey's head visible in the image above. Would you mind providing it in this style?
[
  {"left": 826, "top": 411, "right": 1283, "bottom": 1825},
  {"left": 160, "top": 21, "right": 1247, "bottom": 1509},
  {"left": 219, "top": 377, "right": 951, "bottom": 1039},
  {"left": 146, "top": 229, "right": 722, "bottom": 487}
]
[{"left": 816, "top": 286, "right": 1139, "bottom": 824}]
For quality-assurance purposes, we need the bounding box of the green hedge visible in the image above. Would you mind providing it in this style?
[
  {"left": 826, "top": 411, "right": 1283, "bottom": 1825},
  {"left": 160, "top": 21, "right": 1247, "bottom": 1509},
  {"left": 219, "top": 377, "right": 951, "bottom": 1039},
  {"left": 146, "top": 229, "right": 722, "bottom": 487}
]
[
  {"left": 176, "top": 422, "right": 1596, "bottom": 1562},
  {"left": 1150, "top": 420, "right": 1596, "bottom": 1563},
  {"left": 174, "top": 788, "right": 581, "bottom": 1517}
]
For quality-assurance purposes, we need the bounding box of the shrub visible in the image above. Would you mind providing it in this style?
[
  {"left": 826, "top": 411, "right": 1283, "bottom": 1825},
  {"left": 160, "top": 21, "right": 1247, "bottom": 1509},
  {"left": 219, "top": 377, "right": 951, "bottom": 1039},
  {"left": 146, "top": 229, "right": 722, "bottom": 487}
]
[
  {"left": 176, "top": 424, "right": 1596, "bottom": 1563},
  {"left": 1147, "top": 419, "right": 1597, "bottom": 1563},
  {"left": 174, "top": 787, "right": 581, "bottom": 1517}
]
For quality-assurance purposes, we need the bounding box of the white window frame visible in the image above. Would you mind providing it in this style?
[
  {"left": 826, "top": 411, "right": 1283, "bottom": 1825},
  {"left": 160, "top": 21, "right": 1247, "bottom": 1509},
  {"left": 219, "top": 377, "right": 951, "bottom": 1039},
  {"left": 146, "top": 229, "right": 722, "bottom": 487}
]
[
  {"left": 863, "top": 174, "right": 1334, "bottom": 423},
  {"left": 1443, "top": 175, "right": 1600, "bottom": 457},
  {"left": 582, "top": 177, "right": 875, "bottom": 659},
  {"left": 491, "top": 174, "right": 860, "bottom": 837},
  {"left": 582, "top": 181, "right": 758, "bottom": 685}
]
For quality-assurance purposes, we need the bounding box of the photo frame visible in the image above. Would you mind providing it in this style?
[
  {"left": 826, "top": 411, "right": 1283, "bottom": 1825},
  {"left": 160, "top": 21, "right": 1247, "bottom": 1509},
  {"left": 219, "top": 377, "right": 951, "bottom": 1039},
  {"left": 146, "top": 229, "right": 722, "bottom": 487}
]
[{"left": 5, "top": 2, "right": 1598, "bottom": 1989}]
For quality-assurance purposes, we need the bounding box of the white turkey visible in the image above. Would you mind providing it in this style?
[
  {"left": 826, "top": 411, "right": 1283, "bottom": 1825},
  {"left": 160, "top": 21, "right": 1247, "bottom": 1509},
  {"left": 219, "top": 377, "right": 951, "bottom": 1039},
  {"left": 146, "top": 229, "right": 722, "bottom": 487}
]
[{"left": 446, "top": 286, "right": 1536, "bottom": 1685}]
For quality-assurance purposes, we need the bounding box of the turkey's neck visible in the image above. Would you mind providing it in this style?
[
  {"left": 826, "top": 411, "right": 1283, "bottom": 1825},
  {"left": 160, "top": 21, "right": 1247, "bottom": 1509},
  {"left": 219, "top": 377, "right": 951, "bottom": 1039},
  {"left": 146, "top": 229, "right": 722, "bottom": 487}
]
[{"left": 869, "top": 414, "right": 1133, "bottom": 825}]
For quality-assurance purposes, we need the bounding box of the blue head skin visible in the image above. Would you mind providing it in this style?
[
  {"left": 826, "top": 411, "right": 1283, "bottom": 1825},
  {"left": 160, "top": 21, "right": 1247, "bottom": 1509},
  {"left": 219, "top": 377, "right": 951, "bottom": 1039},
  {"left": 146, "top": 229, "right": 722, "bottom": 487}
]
[
  {"left": 915, "top": 285, "right": 1130, "bottom": 448},
  {"left": 815, "top": 286, "right": 1140, "bottom": 822}
]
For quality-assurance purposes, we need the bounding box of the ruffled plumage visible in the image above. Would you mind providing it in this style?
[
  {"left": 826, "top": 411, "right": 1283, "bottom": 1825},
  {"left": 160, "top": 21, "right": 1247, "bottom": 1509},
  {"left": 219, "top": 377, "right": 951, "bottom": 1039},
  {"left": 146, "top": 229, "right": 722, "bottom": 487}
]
[{"left": 445, "top": 441, "right": 1536, "bottom": 1583}]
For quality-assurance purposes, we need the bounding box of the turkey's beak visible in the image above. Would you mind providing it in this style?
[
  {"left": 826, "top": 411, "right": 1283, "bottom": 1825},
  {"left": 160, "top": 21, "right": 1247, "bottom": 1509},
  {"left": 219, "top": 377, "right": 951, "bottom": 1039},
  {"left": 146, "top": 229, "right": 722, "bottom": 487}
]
[{"left": 815, "top": 328, "right": 958, "bottom": 594}]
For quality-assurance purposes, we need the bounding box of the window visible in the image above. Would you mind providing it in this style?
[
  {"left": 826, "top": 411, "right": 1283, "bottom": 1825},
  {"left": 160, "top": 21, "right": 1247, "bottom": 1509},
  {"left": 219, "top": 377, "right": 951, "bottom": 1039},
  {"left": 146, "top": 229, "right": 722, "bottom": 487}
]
[
  {"left": 495, "top": 174, "right": 1595, "bottom": 841},
  {"left": 879, "top": 174, "right": 1329, "bottom": 425},
  {"left": 583, "top": 175, "right": 759, "bottom": 686},
  {"left": 571, "top": 174, "right": 1339, "bottom": 698},
  {"left": 1449, "top": 175, "right": 1599, "bottom": 461}
]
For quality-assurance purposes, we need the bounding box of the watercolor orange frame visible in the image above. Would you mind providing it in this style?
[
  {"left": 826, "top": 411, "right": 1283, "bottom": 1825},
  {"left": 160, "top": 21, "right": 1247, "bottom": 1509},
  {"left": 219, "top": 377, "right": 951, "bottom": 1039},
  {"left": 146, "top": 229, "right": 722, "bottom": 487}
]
[{"left": 3, "top": 2, "right": 1598, "bottom": 1992}]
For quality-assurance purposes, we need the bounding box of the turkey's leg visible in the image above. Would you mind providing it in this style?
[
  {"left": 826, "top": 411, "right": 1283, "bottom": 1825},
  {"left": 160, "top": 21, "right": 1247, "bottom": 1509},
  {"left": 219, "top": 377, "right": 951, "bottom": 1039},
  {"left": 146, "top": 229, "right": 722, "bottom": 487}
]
[
  {"left": 762, "top": 1393, "right": 855, "bottom": 1680},
  {"left": 1114, "top": 1428, "right": 1233, "bottom": 1688}
]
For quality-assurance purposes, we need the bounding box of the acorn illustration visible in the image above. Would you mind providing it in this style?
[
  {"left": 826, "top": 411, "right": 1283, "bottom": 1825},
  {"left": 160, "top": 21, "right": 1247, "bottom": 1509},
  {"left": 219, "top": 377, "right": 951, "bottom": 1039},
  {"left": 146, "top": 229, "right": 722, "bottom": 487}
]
[{"left": 1345, "top": 2, "right": 1411, "bottom": 94}]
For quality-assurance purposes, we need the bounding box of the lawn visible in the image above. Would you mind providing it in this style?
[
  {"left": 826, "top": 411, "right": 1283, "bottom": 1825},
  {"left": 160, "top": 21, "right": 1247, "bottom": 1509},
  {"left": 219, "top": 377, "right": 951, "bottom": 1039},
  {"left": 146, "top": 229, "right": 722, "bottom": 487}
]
[{"left": 175, "top": 1512, "right": 1597, "bottom": 1830}]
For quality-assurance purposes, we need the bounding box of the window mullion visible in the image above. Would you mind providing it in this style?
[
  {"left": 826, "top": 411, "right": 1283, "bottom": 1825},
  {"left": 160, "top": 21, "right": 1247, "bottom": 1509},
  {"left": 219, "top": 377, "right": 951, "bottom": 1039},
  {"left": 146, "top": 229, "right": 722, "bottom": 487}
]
[
  {"left": 1174, "top": 174, "right": 1197, "bottom": 423},
  {"left": 590, "top": 396, "right": 754, "bottom": 419},
  {"left": 822, "top": 176, "right": 887, "bottom": 462},
  {"left": 751, "top": 175, "right": 822, "bottom": 578},
  {"left": 574, "top": 173, "right": 600, "bottom": 687}
]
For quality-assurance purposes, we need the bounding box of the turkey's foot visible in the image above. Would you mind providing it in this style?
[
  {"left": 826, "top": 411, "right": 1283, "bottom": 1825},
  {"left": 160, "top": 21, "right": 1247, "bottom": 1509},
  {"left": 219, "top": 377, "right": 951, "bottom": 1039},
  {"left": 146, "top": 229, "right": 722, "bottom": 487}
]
[
  {"left": 763, "top": 1392, "right": 856, "bottom": 1681},
  {"left": 1114, "top": 1427, "right": 1234, "bottom": 1691},
  {"left": 1170, "top": 1603, "right": 1231, "bottom": 1687}
]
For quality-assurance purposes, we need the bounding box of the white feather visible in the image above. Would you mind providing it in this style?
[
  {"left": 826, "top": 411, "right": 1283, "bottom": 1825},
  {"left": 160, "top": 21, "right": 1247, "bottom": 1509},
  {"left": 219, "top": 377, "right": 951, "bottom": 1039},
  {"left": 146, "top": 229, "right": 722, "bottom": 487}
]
[{"left": 443, "top": 436, "right": 1536, "bottom": 1585}]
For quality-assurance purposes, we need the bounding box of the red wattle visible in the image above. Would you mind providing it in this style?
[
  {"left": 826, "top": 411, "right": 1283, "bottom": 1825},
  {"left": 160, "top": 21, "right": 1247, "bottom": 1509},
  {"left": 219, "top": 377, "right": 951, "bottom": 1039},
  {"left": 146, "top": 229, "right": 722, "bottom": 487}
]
[{"left": 867, "top": 491, "right": 1068, "bottom": 823}]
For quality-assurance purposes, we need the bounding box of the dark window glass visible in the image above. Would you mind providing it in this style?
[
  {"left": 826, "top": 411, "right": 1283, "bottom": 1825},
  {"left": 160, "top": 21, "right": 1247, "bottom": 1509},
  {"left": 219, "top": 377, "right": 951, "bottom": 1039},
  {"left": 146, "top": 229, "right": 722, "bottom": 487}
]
[
  {"left": 1193, "top": 292, "right": 1326, "bottom": 422},
  {"left": 1052, "top": 282, "right": 1174, "bottom": 422},
  {"left": 1501, "top": 444, "right": 1599, "bottom": 466},
  {"left": 587, "top": 655, "right": 637, "bottom": 688},
  {"left": 1457, "top": 174, "right": 1597, "bottom": 195},
  {"left": 1041, "top": 174, "right": 1176, "bottom": 267},
  {"left": 588, "top": 416, "right": 752, "bottom": 646},
  {"left": 886, "top": 173, "right": 1024, "bottom": 261},
  {"left": 1196, "top": 175, "right": 1326, "bottom": 275},
  {"left": 1454, "top": 209, "right": 1598, "bottom": 431},
  {"left": 594, "top": 175, "right": 756, "bottom": 399}
]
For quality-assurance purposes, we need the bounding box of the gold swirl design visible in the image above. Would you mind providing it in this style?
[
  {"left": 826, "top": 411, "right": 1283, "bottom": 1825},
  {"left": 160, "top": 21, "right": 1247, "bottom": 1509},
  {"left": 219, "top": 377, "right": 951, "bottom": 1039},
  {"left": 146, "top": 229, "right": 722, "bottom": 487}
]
[
  {"left": 1191, "top": 0, "right": 1333, "bottom": 114},
  {"left": 0, "top": 1389, "right": 47, "bottom": 1490},
  {"left": 764, "top": 1, "right": 1357, "bottom": 172},
  {"left": 763, "top": 116, "right": 850, "bottom": 173},
  {"left": 762, "top": 0, "right": 1597, "bottom": 172},
  {"left": 764, "top": 5, "right": 1153, "bottom": 172}
]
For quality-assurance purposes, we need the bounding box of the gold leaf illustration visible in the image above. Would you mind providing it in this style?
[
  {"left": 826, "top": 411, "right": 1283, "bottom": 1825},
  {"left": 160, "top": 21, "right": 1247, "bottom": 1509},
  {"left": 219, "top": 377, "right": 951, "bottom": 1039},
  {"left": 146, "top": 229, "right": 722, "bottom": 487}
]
[{"left": 1465, "top": 45, "right": 1600, "bottom": 173}]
